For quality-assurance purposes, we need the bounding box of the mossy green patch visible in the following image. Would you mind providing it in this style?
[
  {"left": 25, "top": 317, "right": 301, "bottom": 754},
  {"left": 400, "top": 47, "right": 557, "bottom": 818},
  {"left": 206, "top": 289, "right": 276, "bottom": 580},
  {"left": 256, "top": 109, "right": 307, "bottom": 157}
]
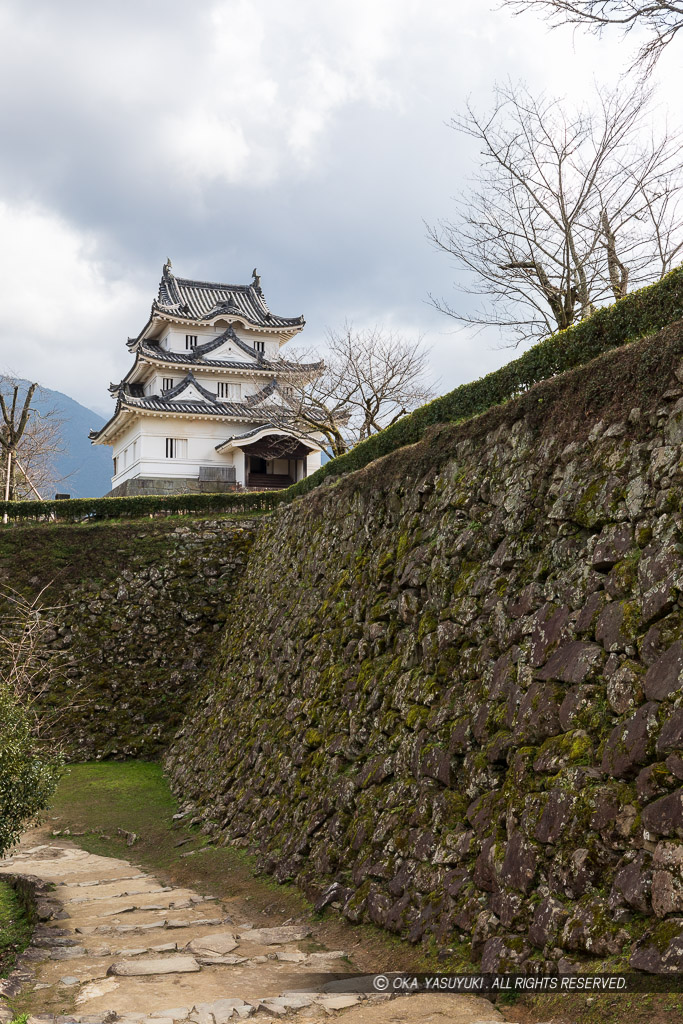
[{"left": 0, "top": 880, "right": 32, "bottom": 979}]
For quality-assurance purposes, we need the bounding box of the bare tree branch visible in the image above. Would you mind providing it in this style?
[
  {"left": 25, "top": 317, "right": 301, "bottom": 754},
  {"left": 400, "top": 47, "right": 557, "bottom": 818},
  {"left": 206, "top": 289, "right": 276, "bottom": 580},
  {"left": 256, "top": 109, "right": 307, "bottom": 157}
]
[
  {"left": 247, "top": 326, "right": 434, "bottom": 457},
  {"left": 427, "top": 81, "right": 683, "bottom": 346},
  {"left": 0, "top": 378, "right": 66, "bottom": 501},
  {"left": 499, "top": 1, "right": 683, "bottom": 74}
]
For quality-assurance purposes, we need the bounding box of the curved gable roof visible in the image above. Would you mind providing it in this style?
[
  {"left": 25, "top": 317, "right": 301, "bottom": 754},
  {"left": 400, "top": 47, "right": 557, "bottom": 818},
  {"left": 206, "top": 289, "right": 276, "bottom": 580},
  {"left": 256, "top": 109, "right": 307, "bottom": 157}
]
[{"left": 154, "top": 262, "right": 305, "bottom": 330}]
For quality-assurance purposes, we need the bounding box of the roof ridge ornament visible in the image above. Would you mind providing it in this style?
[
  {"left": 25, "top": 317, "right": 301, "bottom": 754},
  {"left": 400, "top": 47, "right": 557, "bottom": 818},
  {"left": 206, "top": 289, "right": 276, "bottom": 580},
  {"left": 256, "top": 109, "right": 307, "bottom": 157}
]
[{"left": 251, "top": 268, "right": 262, "bottom": 293}]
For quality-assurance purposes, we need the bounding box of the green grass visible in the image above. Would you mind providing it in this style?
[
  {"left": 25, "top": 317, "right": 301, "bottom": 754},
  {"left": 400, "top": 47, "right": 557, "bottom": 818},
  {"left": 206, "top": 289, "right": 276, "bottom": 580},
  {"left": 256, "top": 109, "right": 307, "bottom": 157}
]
[
  {"left": 0, "top": 512, "right": 260, "bottom": 599},
  {"left": 50, "top": 762, "right": 179, "bottom": 865},
  {"left": 0, "top": 880, "right": 32, "bottom": 979}
]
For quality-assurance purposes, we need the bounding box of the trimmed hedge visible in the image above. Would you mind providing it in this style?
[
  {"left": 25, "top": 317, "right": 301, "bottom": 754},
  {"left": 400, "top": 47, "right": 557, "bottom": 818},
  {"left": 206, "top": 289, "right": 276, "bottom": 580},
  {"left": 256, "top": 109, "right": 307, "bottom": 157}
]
[
  {"left": 0, "top": 489, "right": 280, "bottom": 524},
  {"left": 2, "top": 265, "right": 682, "bottom": 524},
  {"left": 282, "top": 264, "right": 683, "bottom": 499}
]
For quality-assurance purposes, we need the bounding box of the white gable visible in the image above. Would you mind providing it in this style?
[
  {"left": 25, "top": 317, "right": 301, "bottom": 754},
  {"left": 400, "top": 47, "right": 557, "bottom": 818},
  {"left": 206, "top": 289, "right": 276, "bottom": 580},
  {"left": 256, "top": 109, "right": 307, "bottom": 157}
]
[
  {"left": 170, "top": 384, "right": 208, "bottom": 403},
  {"left": 210, "top": 340, "right": 257, "bottom": 363}
]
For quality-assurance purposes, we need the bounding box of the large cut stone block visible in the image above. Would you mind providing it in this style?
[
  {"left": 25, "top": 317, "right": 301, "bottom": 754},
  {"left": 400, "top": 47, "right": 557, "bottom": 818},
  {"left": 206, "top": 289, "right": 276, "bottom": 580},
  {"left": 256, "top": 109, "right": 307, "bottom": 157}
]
[
  {"left": 186, "top": 932, "right": 238, "bottom": 955},
  {"left": 107, "top": 956, "right": 200, "bottom": 976}
]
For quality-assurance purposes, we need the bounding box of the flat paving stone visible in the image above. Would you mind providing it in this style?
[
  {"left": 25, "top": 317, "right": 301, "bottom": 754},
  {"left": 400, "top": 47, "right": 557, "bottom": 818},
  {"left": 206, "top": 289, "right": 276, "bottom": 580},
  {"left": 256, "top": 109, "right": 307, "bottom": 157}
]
[
  {"left": 53, "top": 947, "right": 88, "bottom": 958},
  {"left": 165, "top": 918, "right": 222, "bottom": 929},
  {"left": 237, "top": 927, "right": 311, "bottom": 945},
  {"left": 195, "top": 955, "right": 247, "bottom": 966},
  {"left": 186, "top": 932, "right": 238, "bottom": 956},
  {"left": 148, "top": 1009, "right": 191, "bottom": 1020},
  {"left": 108, "top": 956, "right": 201, "bottom": 977},
  {"left": 317, "top": 995, "right": 362, "bottom": 1010}
]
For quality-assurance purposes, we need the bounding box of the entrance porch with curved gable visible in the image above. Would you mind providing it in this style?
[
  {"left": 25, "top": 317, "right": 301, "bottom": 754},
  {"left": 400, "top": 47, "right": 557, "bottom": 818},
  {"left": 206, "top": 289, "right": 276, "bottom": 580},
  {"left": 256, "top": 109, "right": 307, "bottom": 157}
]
[{"left": 215, "top": 427, "right": 321, "bottom": 490}]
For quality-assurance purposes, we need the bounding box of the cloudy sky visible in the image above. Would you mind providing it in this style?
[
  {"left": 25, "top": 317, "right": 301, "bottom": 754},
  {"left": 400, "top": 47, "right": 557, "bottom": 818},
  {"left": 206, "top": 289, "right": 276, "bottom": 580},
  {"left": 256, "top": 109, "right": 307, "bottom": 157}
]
[{"left": 0, "top": 0, "right": 679, "bottom": 417}]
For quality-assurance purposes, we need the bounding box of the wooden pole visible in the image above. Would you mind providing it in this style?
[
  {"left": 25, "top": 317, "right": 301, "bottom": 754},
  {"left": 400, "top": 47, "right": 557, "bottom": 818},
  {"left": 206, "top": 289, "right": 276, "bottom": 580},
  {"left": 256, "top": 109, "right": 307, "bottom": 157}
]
[
  {"left": 14, "top": 456, "right": 43, "bottom": 500},
  {"left": 2, "top": 449, "right": 10, "bottom": 525}
]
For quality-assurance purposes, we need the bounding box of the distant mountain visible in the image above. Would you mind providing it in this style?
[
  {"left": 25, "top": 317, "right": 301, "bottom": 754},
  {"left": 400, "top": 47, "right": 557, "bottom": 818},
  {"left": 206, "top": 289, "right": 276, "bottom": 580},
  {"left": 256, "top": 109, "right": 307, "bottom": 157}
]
[{"left": 11, "top": 381, "right": 112, "bottom": 499}]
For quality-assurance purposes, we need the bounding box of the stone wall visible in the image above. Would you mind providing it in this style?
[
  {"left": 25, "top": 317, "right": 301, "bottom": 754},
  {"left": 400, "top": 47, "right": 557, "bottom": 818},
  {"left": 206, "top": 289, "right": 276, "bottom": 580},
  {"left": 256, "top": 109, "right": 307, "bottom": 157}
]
[
  {"left": 0, "top": 517, "right": 258, "bottom": 759},
  {"left": 166, "top": 324, "right": 683, "bottom": 973}
]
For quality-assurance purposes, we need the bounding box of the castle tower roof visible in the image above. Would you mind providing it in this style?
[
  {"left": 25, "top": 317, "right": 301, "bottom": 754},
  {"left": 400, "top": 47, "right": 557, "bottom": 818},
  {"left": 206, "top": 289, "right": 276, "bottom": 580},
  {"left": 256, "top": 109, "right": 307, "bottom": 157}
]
[{"left": 151, "top": 261, "right": 305, "bottom": 331}]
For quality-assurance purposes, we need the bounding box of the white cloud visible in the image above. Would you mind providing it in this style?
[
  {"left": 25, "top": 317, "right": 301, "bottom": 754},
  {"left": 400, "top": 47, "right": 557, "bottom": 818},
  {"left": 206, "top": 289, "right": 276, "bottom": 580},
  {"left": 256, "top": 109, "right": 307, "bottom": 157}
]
[
  {"left": 0, "top": 201, "right": 146, "bottom": 414},
  {"left": 0, "top": 0, "right": 681, "bottom": 415}
]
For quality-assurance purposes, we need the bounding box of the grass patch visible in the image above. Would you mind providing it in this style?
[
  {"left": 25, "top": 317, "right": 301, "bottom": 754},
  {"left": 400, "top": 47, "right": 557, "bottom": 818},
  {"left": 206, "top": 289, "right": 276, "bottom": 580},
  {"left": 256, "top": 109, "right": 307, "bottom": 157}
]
[
  {"left": 0, "top": 880, "right": 32, "bottom": 979},
  {"left": 0, "top": 512, "right": 261, "bottom": 600},
  {"left": 513, "top": 991, "right": 683, "bottom": 1024}
]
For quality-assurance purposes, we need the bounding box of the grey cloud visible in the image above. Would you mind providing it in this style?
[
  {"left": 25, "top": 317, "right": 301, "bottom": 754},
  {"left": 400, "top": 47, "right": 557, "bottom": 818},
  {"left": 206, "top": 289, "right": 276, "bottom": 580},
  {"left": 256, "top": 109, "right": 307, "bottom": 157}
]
[{"left": 0, "top": 0, "right": 669, "bottom": 410}]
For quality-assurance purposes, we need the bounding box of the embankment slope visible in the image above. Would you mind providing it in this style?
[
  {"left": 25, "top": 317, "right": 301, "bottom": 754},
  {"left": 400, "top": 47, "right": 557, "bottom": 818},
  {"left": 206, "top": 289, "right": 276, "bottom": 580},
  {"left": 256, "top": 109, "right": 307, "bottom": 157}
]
[{"left": 166, "top": 323, "right": 683, "bottom": 972}]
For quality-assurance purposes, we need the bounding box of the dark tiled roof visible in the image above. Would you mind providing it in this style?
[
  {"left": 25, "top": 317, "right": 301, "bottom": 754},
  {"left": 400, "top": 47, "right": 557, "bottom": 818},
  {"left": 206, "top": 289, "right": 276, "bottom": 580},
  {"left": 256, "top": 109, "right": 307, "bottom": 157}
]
[
  {"left": 154, "top": 263, "right": 304, "bottom": 329},
  {"left": 214, "top": 422, "right": 319, "bottom": 455},
  {"left": 119, "top": 395, "right": 298, "bottom": 419},
  {"left": 105, "top": 371, "right": 300, "bottom": 422},
  {"left": 139, "top": 325, "right": 266, "bottom": 369},
  {"left": 138, "top": 340, "right": 323, "bottom": 373}
]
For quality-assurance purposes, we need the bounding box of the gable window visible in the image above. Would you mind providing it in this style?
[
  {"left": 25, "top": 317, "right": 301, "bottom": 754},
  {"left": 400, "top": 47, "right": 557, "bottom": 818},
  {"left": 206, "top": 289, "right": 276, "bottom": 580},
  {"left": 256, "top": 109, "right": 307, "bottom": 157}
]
[
  {"left": 185, "top": 335, "right": 198, "bottom": 349},
  {"left": 253, "top": 341, "right": 265, "bottom": 354},
  {"left": 166, "top": 438, "right": 188, "bottom": 459},
  {"left": 282, "top": 385, "right": 294, "bottom": 398},
  {"left": 162, "top": 377, "right": 174, "bottom": 391},
  {"left": 217, "top": 381, "right": 241, "bottom": 400}
]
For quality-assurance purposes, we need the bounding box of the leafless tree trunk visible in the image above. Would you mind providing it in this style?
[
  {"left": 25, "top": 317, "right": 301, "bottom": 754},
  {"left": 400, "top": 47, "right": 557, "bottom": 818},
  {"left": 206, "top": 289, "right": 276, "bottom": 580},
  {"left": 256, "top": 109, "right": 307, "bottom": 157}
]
[
  {"left": 0, "top": 378, "right": 66, "bottom": 508},
  {"left": 0, "top": 585, "right": 65, "bottom": 734},
  {"left": 427, "top": 81, "right": 683, "bottom": 346},
  {"left": 499, "top": 1, "right": 683, "bottom": 74},
  {"left": 246, "top": 326, "right": 433, "bottom": 457},
  {"left": 0, "top": 380, "right": 36, "bottom": 506}
]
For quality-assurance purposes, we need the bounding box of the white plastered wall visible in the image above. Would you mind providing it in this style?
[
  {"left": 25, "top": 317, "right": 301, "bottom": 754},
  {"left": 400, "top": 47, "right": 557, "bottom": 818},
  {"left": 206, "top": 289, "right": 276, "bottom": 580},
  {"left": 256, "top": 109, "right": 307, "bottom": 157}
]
[
  {"left": 110, "top": 415, "right": 247, "bottom": 489},
  {"left": 158, "top": 322, "right": 280, "bottom": 360}
]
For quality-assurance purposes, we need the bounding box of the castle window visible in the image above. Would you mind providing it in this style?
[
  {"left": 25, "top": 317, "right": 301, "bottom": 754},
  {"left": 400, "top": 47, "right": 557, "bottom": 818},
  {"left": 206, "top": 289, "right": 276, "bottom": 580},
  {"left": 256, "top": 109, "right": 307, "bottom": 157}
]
[
  {"left": 162, "top": 377, "right": 174, "bottom": 391},
  {"left": 185, "top": 335, "right": 198, "bottom": 349},
  {"left": 253, "top": 341, "right": 265, "bottom": 354},
  {"left": 217, "top": 382, "right": 241, "bottom": 400},
  {"left": 113, "top": 456, "right": 118, "bottom": 475},
  {"left": 166, "top": 438, "right": 188, "bottom": 459}
]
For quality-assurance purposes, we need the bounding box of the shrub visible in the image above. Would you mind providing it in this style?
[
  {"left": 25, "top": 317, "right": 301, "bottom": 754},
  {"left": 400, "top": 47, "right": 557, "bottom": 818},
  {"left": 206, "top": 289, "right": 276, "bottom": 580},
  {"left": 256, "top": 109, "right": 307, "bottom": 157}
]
[
  {"left": 0, "top": 489, "right": 280, "bottom": 524},
  {"left": 0, "top": 683, "right": 61, "bottom": 857},
  {"left": 283, "top": 264, "right": 683, "bottom": 499}
]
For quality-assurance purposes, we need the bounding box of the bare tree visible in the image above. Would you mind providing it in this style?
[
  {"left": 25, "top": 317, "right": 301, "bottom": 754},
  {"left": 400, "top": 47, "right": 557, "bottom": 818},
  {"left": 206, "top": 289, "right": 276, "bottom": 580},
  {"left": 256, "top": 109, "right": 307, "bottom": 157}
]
[
  {"left": 0, "top": 378, "right": 65, "bottom": 505},
  {"left": 500, "top": 1, "right": 683, "bottom": 73},
  {"left": 249, "top": 326, "right": 434, "bottom": 458},
  {"left": 427, "top": 81, "right": 683, "bottom": 346},
  {"left": 0, "top": 379, "right": 36, "bottom": 503},
  {"left": 0, "top": 585, "right": 62, "bottom": 854},
  {"left": 0, "top": 585, "right": 55, "bottom": 714}
]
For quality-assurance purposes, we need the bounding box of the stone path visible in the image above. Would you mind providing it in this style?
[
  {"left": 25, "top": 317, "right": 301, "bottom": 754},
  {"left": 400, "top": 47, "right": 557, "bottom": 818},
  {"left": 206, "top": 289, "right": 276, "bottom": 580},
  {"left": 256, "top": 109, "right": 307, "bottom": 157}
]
[{"left": 0, "top": 838, "right": 505, "bottom": 1024}]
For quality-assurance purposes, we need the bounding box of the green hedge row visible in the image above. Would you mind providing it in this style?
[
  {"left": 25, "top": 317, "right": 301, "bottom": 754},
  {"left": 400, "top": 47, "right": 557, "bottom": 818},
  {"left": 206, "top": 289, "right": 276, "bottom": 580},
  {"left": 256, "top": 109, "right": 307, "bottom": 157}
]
[
  {"left": 2, "top": 265, "right": 682, "bottom": 525},
  {"left": 0, "top": 489, "right": 280, "bottom": 523},
  {"left": 281, "top": 264, "right": 683, "bottom": 499}
]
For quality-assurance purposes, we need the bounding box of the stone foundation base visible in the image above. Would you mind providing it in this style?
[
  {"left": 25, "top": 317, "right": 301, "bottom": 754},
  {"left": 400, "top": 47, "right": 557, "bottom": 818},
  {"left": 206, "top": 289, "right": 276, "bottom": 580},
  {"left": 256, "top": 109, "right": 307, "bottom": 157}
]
[{"left": 107, "top": 477, "right": 240, "bottom": 498}]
